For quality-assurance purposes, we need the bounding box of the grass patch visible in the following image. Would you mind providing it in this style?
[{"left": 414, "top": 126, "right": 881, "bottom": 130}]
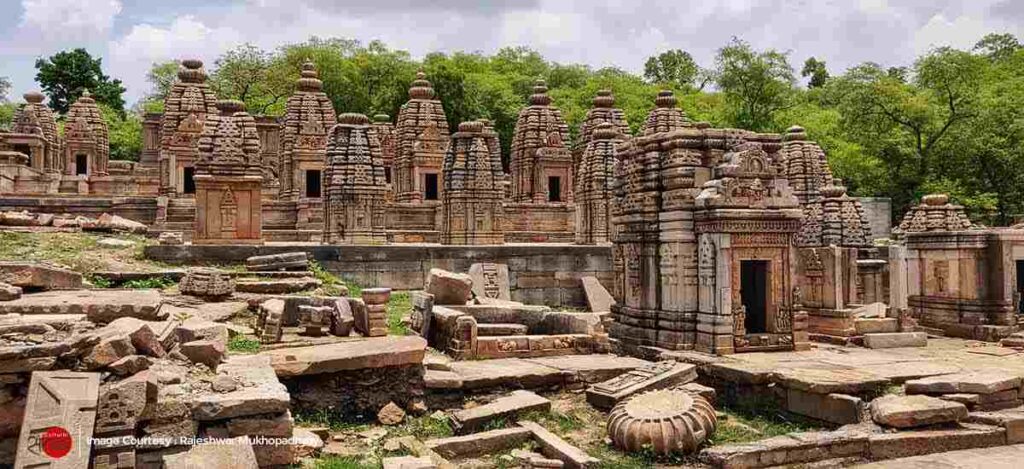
[
  {"left": 389, "top": 414, "right": 453, "bottom": 440},
  {"left": 710, "top": 396, "right": 823, "bottom": 445},
  {"left": 310, "top": 260, "right": 350, "bottom": 296},
  {"left": 0, "top": 231, "right": 100, "bottom": 271},
  {"left": 293, "top": 408, "right": 372, "bottom": 432},
  {"left": 386, "top": 292, "right": 411, "bottom": 335},
  {"left": 122, "top": 276, "right": 177, "bottom": 289},
  {"left": 227, "top": 336, "right": 261, "bottom": 354},
  {"left": 310, "top": 456, "right": 381, "bottom": 469}
]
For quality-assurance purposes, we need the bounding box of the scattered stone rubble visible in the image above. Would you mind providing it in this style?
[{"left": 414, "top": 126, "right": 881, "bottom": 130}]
[{"left": 0, "top": 211, "right": 148, "bottom": 234}]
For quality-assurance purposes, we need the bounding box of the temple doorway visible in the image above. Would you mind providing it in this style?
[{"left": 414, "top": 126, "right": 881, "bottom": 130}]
[
  {"left": 305, "top": 169, "right": 321, "bottom": 198},
  {"left": 75, "top": 154, "right": 88, "bottom": 175},
  {"left": 424, "top": 173, "right": 439, "bottom": 200},
  {"left": 1016, "top": 260, "right": 1024, "bottom": 313},
  {"left": 548, "top": 176, "right": 561, "bottom": 202},
  {"left": 183, "top": 167, "right": 196, "bottom": 194},
  {"left": 740, "top": 260, "right": 769, "bottom": 333}
]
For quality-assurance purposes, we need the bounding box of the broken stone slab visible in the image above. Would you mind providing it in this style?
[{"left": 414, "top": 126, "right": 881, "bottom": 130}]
[
  {"left": 867, "top": 423, "right": 1006, "bottom": 460},
  {"left": 108, "top": 355, "right": 153, "bottom": 376},
  {"left": 379, "top": 401, "right": 407, "bottom": 425},
  {"left": 84, "top": 334, "right": 137, "bottom": 370},
  {"left": 518, "top": 420, "right": 599, "bottom": 469},
  {"left": 580, "top": 276, "right": 615, "bottom": 313},
  {"left": 425, "top": 268, "right": 473, "bottom": 305},
  {"left": 0, "top": 261, "right": 82, "bottom": 291},
  {"left": 586, "top": 360, "right": 697, "bottom": 410},
  {"left": 424, "top": 370, "right": 463, "bottom": 390},
  {"left": 451, "top": 390, "right": 551, "bottom": 434},
  {"left": 188, "top": 355, "right": 291, "bottom": 420},
  {"left": 785, "top": 389, "right": 863, "bottom": 425},
  {"left": 180, "top": 340, "right": 226, "bottom": 369},
  {"left": 522, "top": 355, "right": 652, "bottom": 385},
  {"left": 15, "top": 371, "right": 100, "bottom": 469},
  {"left": 427, "top": 426, "right": 534, "bottom": 459},
  {"left": 97, "top": 238, "right": 135, "bottom": 249},
  {"left": 95, "top": 213, "right": 148, "bottom": 235},
  {"left": 854, "top": 318, "right": 898, "bottom": 335},
  {"left": 106, "top": 317, "right": 167, "bottom": 358},
  {"left": 699, "top": 428, "right": 870, "bottom": 468},
  {"left": 163, "top": 435, "right": 259, "bottom": 469},
  {"left": 863, "top": 332, "right": 927, "bottom": 349},
  {"left": 680, "top": 382, "right": 717, "bottom": 403},
  {"left": 262, "top": 335, "right": 427, "bottom": 377},
  {"left": 179, "top": 268, "right": 235, "bottom": 300},
  {"left": 476, "top": 323, "right": 529, "bottom": 336},
  {"left": 468, "top": 263, "right": 511, "bottom": 301},
  {"left": 510, "top": 449, "right": 564, "bottom": 468},
  {"left": 394, "top": 436, "right": 456, "bottom": 469},
  {"left": 383, "top": 455, "right": 438, "bottom": 469},
  {"left": 906, "top": 372, "right": 1022, "bottom": 395},
  {"left": 158, "top": 232, "right": 184, "bottom": 245},
  {"left": 175, "top": 320, "right": 230, "bottom": 345},
  {"left": 852, "top": 302, "right": 887, "bottom": 318},
  {"left": 0, "top": 289, "right": 164, "bottom": 323},
  {"left": 235, "top": 277, "right": 321, "bottom": 294},
  {"left": 246, "top": 252, "right": 309, "bottom": 271},
  {"left": 449, "top": 358, "right": 568, "bottom": 391},
  {"left": 226, "top": 410, "right": 294, "bottom": 437},
  {"left": 331, "top": 298, "right": 354, "bottom": 337},
  {"left": 773, "top": 367, "right": 890, "bottom": 395},
  {"left": 870, "top": 394, "right": 968, "bottom": 428},
  {"left": 965, "top": 409, "right": 1024, "bottom": 444},
  {"left": 0, "top": 283, "right": 21, "bottom": 301}
]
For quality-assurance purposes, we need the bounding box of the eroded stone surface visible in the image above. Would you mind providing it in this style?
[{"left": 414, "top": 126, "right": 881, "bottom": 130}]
[
  {"left": 0, "top": 262, "right": 82, "bottom": 291},
  {"left": 586, "top": 360, "right": 696, "bottom": 410},
  {"left": 907, "top": 372, "right": 1022, "bottom": 395},
  {"left": 163, "top": 435, "right": 259, "bottom": 468},
  {"left": 870, "top": 394, "right": 968, "bottom": 428},
  {"left": 0, "top": 289, "right": 163, "bottom": 322},
  {"left": 263, "top": 335, "right": 426, "bottom": 377},
  {"left": 580, "top": 276, "right": 614, "bottom": 313},
  {"left": 425, "top": 269, "right": 473, "bottom": 305},
  {"left": 15, "top": 371, "right": 100, "bottom": 469},
  {"left": 451, "top": 390, "right": 551, "bottom": 434}
]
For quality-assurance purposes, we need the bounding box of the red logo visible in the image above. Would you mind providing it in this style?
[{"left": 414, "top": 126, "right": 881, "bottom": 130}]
[{"left": 41, "top": 427, "right": 72, "bottom": 458}]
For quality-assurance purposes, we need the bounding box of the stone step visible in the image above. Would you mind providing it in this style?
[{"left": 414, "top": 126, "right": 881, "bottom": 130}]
[
  {"left": 854, "top": 318, "right": 898, "bottom": 335},
  {"left": 477, "top": 323, "right": 529, "bottom": 336},
  {"left": 261, "top": 335, "right": 427, "bottom": 377},
  {"left": 426, "top": 427, "right": 534, "bottom": 459},
  {"left": 450, "top": 390, "right": 551, "bottom": 434},
  {"left": 863, "top": 332, "right": 927, "bottom": 349}
]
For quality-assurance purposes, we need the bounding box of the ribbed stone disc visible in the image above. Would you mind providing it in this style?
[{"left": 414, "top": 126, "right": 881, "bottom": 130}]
[{"left": 607, "top": 388, "right": 717, "bottom": 455}]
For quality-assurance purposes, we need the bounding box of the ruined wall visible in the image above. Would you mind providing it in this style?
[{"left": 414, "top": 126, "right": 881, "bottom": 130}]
[{"left": 144, "top": 244, "right": 613, "bottom": 308}]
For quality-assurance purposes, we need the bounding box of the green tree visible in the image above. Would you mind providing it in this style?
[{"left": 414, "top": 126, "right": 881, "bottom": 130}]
[
  {"left": 34, "top": 48, "right": 126, "bottom": 115},
  {"left": 0, "top": 76, "right": 10, "bottom": 102},
  {"left": 801, "top": 57, "right": 829, "bottom": 88},
  {"left": 715, "top": 38, "right": 795, "bottom": 131},
  {"left": 210, "top": 44, "right": 292, "bottom": 116},
  {"left": 643, "top": 49, "right": 709, "bottom": 90},
  {"left": 146, "top": 61, "right": 179, "bottom": 101},
  {"left": 973, "top": 33, "right": 1022, "bottom": 62},
  {"left": 100, "top": 104, "right": 142, "bottom": 161}
]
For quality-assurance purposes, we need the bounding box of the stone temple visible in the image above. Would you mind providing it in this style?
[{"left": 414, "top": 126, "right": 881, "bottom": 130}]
[{"left": 5, "top": 55, "right": 1024, "bottom": 469}]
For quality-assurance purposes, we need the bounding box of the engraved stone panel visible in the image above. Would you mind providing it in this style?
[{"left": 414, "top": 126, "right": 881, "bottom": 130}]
[{"left": 15, "top": 371, "right": 100, "bottom": 469}]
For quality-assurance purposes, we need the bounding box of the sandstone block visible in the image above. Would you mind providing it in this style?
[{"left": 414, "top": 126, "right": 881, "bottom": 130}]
[
  {"left": 867, "top": 423, "right": 1006, "bottom": 460},
  {"left": 189, "top": 355, "right": 290, "bottom": 420},
  {"left": 518, "top": 420, "right": 599, "bottom": 469},
  {"left": 863, "top": 332, "right": 927, "bottom": 349},
  {"left": 107, "top": 355, "right": 153, "bottom": 376},
  {"left": 107, "top": 317, "right": 167, "bottom": 358},
  {"left": 0, "top": 283, "right": 21, "bottom": 301},
  {"left": 580, "top": 276, "right": 615, "bottom": 313},
  {"left": 246, "top": 252, "right": 309, "bottom": 271},
  {"left": 263, "top": 335, "right": 426, "bottom": 377},
  {"left": 236, "top": 277, "right": 321, "bottom": 294},
  {"left": 586, "top": 360, "right": 697, "bottom": 410},
  {"left": 870, "top": 394, "right": 967, "bottom": 428},
  {"left": 175, "top": 320, "right": 229, "bottom": 345},
  {"left": 451, "top": 390, "right": 551, "bottom": 434},
  {"left": 226, "top": 410, "right": 294, "bottom": 437},
  {"left": 180, "top": 340, "right": 226, "bottom": 369},
  {"left": 85, "top": 334, "right": 137, "bottom": 369},
  {"left": 468, "top": 263, "right": 511, "bottom": 301},
  {"left": 854, "top": 318, "right": 898, "bottom": 335},
  {"left": 15, "top": 371, "right": 99, "bottom": 469},
  {"left": 427, "top": 427, "right": 533, "bottom": 458},
  {"left": 383, "top": 456, "right": 438, "bottom": 469},
  {"left": 786, "top": 389, "right": 863, "bottom": 425},
  {"left": 163, "top": 436, "right": 259, "bottom": 469},
  {"left": 96, "top": 213, "right": 148, "bottom": 234},
  {"left": 906, "top": 372, "right": 1022, "bottom": 395},
  {"left": 425, "top": 268, "right": 473, "bottom": 305},
  {"left": 379, "top": 401, "right": 407, "bottom": 425},
  {"left": 0, "top": 261, "right": 82, "bottom": 290}
]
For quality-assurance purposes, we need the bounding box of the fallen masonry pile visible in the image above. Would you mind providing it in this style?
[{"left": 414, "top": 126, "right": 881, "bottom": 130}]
[{"left": 0, "top": 210, "right": 148, "bottom": 234}]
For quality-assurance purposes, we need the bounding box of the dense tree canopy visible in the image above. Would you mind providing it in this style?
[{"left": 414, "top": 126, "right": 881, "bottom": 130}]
[{"left": 34, "top": 48, "right": 126, "bottom": 115}]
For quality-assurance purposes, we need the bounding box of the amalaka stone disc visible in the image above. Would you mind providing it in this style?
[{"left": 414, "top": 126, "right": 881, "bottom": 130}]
[{"left": 607, "top": 388, "right": 717, "bottom": 455}]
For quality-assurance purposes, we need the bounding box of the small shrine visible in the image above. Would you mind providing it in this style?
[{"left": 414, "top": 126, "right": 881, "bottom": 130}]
[
  {"left": 440, "top": 121, "right": 505, "bottom": 245},
  {"left": 508, "top": 80, "right": 572, "bottom": 204},
  {"left": 323, "top": 113, "right": 388, "bottom": 244},
  {"left": 63, "top": 90, "right": 110, "bottom": 178},
  {"left": 158, "top": 59, "right": 219, "bottom": 197},
  {"left": 393, "top": 72, "right": 449, "bottom": 203}
]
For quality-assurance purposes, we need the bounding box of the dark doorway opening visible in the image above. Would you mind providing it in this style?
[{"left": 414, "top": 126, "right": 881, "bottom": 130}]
[
  {"left": 183, "top": 167, "right": 196, "bottom": 194},
  {"left": 385, "top": 168, "right": 392, "bottom": 185},
  {"left": 548, "top": 176, "right": 561, "bottom": 202},
  {"left": 1016, "top": 260, "right": 1024, "bottom": 314},
  {"left": 14, "top": 145, "right": 31, "bottom": 166},
  {"left": 306, "top": 169, "right": 322, "bottom": 198},
  {"left": 740, "top": 260, "right": 769, "bottom": 334},
  {"left": 75, "top": 154, "right": 88, "bottom": 175},
  {"left": 424, "top": 173, "right": 439, "bottom": 200}
]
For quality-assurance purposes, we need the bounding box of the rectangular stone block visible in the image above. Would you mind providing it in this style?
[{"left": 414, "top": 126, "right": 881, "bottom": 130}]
[
  {"left": 586, "top": 361, "right": 696, "bottom": 410},
  {"left": 15, "top": 371, "right": 100, "bottom": 469},
  {"left": 786, "top": 389, "right": 863, "bottom": 425},
  {"left": 451, "top": 390, "right": 551, "bottom": 434},
  {"left": 518, "top": 420, "right": 599, "bottom": 469},
  {"left": 867, "top": 424, "right": 1005, "bottom": 460},
  {"left": 0, "top": 262, "right": 82, "bottom": 291},
  {"left": 426, "top": 427, "right": 533, "bottom": 458},
  {"left": 863, "top": 332, "right": 927, "bottom": 349},
  {"left": 854, "top": 318, "right": 898, "bottom": 335}
]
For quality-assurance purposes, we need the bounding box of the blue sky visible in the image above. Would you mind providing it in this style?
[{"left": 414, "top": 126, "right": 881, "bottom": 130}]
[{"left": 1, "top": 0, "right": 1021, "bottom": 105}]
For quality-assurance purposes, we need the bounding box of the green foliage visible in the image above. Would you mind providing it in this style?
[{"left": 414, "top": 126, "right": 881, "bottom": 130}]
[
  {"left": 643, "top": 49, "right": 709, "bottom": 91},
  {"left": 309, "top": 260, "right": 349, "bottom": 296},
  {"left": 210, "top": 44, "right": 293, "bottom": 116},
  {"left": 715, "top": 37, "right": 795, "bottom": 131},
  {"left": 801, "top": 57, "right": 829, "bottom": 88},
  {"left": 122, "top": 276, "right": 176, "bottom": 289},
  {"left": 227, "top": 336, "right": 261, "bottom": 354},
  {"left": 0, "top": 102, "right": 16, "bottom": 130},
  {"left": 99, "top": 103, "right": 143, "bottom": 161},
  {"left": 312, "top": 456, "right": 381, "bottom": 469},
  {"left": 710, "top": 396, "right": 822, "bottom": 445},
  {"left": 387, "top": 292, "right": 411, "bottom": 336},
  {"left": 145, "top": 61, "right": 180, "bottom": 103},
  {"left": 974, "top": 33, "right": 1022, "bottom": 62},
  {"left": 88, "top": 275, "right": 113, "bottom": 288},
  {"left": 34, "top": 48, "right": 126, "bottom": 115}
]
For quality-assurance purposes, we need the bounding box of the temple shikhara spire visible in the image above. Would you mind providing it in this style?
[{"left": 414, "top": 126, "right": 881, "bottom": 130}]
[
  {"left": 280, "top": 60, "right": 336, "bottom": 204},
  {"left": 64, "top": 90, "right": 110, "bottom": 177},
  {"left": 393, "top": 71, "right": 449, "bottom": 203},
  {"left": 440, "top": 120, "right": 505, "bottom": 245},
  {"left": 159, "top": 59, "right": 219, "bottom": 197},
  {"left": 509, "top": 79, "right": 572, "bottom": 204},
  {"left": 323, "top": 113, "right": 388, "bottom": 244}
]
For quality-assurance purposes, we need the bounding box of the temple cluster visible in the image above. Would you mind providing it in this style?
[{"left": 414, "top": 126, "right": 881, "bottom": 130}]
[{"left": 1, "top": 56, "right": 1022, "bottom": 352}]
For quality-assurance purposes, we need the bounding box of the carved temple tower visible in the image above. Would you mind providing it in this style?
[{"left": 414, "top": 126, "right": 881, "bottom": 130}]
[
  {"left": 323, "top": 113, "right": 388, "bottom": 244},
  {"left": 369, "top": 114, "right": 396, "bottom": 189},
  {"left": 193, "top": 100, "right": 263, "bottom": 244},
  {"left": 509, "top": 80, "right": 572, "bottom": 204},
  {"left": 6, "top": 91, "right": 61, "bottom": 173},
  {"left": 610, "top": 90, "right": 807, "bottom": 355},
  {"left": 575, "top": 122, "right": 624, "bottom": 245},
  {"left": 280, "top": 61, "right": 336, "bottom": 203},
  {"left": 63, "top": 91, "right": 109, "bottom": 178},
  {"left": 574, "top": 90, "right": 629, "bottom": 183},
  {"left": 440, "top": 121, "right": 505, "bottom": 245},
  {"left": 394, "top": 72, "right": 450, "bottom": 203},
  {"left": 158, "top": 59, "right": 219, "bottom": 197}
]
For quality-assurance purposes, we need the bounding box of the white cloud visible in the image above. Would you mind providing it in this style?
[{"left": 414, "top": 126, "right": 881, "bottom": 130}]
[
  {"left": 19, "top": 0, "right": 122, "bottom": 41},
  {"left": 913, "top": 14, "right": 990, "bottom": 54}
]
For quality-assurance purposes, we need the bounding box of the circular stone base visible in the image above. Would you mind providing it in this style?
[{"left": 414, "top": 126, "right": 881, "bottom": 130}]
[{"left": 607, "top": 388, "right": 717, "bottom": 455}]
